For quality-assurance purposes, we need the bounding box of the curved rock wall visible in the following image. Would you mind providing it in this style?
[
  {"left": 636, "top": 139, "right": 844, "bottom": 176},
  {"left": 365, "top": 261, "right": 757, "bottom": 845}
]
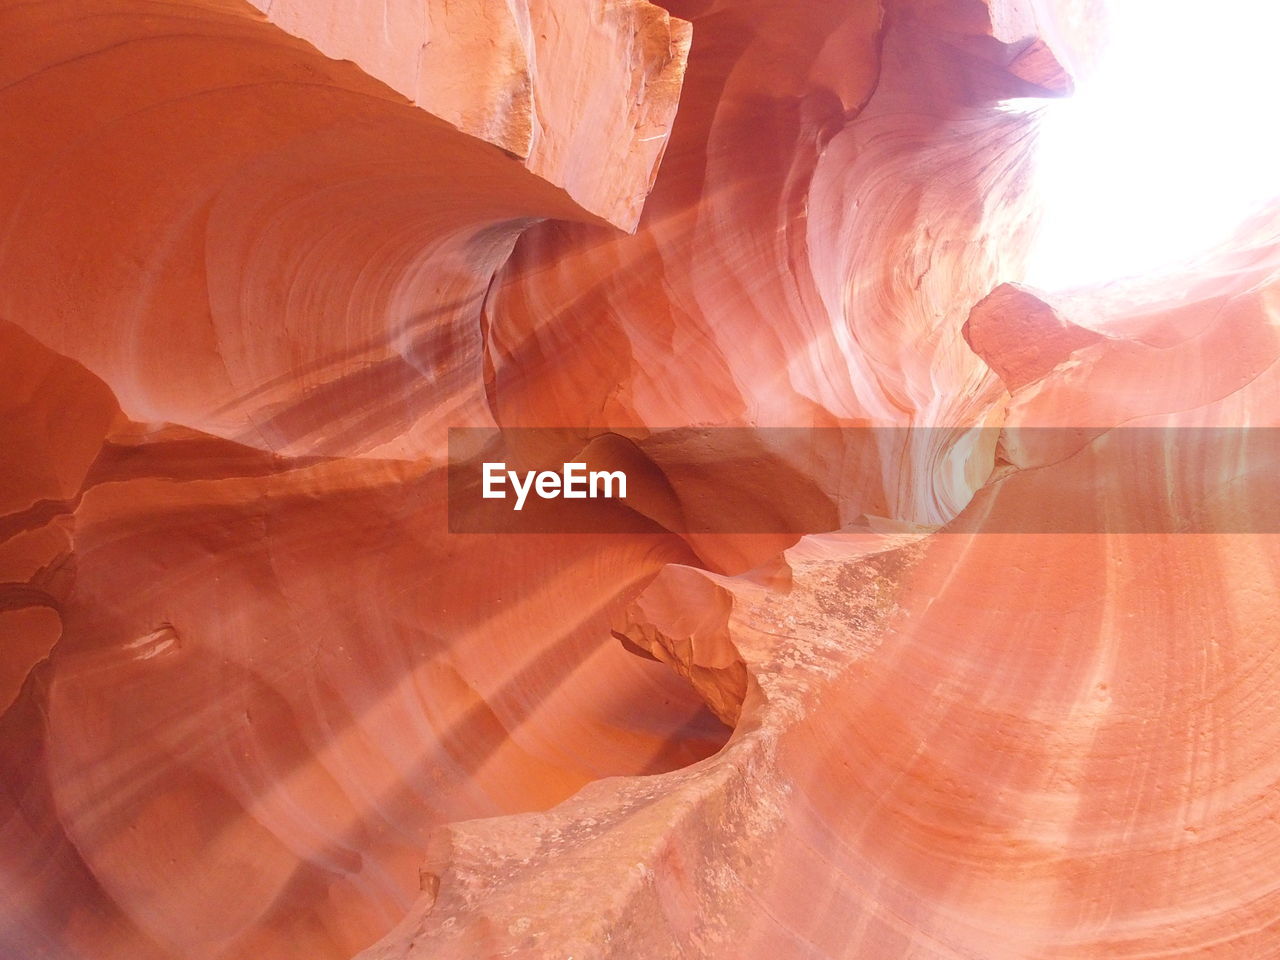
[{"left": 4, "top": 0, "right": 1278, "bottom": 958}]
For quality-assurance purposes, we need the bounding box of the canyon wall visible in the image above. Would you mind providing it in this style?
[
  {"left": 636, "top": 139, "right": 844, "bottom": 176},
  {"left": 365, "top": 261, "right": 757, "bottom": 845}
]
[{"left": 4, "top": 0, "right": 1279, "bottom": 958}]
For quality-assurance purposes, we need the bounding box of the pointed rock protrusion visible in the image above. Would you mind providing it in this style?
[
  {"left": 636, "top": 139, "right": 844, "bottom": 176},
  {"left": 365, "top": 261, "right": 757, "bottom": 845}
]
[{"left": 963, "top": 282, "right": 1105, "bottom": 391}]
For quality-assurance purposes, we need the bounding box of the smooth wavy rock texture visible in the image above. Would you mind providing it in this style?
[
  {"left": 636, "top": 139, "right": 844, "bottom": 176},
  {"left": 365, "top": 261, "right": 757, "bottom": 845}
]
[{"left": 3, "top": 0, "right": 1279, "bottom": 958}]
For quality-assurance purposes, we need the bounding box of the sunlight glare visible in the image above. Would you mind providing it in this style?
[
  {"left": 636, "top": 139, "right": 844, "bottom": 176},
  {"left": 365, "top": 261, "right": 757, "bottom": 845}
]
[{"left": 1025, "top": 0, "right": 1280, "bottom": 290}]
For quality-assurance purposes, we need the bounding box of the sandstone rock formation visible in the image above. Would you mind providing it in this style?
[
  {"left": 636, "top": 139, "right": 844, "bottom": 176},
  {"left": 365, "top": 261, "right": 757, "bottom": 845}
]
[{"left": 3, "top": 0, "right": 1279, "bottom": 958}]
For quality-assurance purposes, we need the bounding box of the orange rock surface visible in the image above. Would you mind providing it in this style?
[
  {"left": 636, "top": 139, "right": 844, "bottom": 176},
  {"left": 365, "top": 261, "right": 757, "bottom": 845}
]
[{"left": 3, "top": 0, "right": 1278, "bottom": 958}]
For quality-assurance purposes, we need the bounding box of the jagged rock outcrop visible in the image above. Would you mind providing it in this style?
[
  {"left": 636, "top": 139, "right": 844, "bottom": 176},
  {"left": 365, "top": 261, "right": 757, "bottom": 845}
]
[{"left": 5, "top": 0, "right": 1280, "bottom": 958}]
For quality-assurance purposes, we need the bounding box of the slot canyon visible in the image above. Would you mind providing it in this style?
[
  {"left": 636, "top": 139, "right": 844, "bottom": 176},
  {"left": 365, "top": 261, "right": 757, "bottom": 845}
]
[{"left": 2, "top": 0, "right": 1279, "bottom": 958}]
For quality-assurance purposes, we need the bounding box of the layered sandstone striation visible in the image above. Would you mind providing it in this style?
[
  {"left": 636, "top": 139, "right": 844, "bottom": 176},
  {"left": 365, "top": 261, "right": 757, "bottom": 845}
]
[{"left": 4, "top": 0, "right": 1279, "bottom": 959}]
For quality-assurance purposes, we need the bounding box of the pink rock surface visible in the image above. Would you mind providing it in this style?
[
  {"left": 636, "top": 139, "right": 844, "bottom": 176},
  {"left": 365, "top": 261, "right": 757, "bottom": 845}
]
[{"left": 3, "top": 0, "right": 1278, "bottom": 958}]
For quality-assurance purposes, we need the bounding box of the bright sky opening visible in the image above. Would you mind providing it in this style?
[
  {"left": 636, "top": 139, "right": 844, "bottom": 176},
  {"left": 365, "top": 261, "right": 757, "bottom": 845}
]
[{"left": 1024, "top": 0, "right": 1280, "bottom": 290}]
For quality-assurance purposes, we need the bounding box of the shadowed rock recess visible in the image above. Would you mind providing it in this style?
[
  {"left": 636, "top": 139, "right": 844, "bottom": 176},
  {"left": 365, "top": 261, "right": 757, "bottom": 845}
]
[{"left": 3, "top": 0, "right": 1279, "bottom": 958}]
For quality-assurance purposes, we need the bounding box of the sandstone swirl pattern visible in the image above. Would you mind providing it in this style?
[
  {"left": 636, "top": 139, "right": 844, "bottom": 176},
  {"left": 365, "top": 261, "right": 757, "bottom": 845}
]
[{"left": 2, "top": 1, "right": 1278, "bottom": 959}]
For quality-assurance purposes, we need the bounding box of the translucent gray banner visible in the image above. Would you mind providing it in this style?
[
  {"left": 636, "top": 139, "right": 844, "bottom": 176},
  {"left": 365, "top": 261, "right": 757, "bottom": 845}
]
[{"left": 447, "top": 427, "right": 1280, "bottom": 534}]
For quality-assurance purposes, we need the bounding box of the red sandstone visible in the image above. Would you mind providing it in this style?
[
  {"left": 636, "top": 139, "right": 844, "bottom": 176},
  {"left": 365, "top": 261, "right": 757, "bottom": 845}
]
[{"left": 3, "top": 1, "right": 1278, "bottom": 958}]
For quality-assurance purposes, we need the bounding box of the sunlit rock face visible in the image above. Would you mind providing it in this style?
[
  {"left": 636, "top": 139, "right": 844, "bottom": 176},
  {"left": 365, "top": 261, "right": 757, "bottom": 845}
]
[{"left": 3, "top": 0, "right": 1279, "bottom": 959}]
